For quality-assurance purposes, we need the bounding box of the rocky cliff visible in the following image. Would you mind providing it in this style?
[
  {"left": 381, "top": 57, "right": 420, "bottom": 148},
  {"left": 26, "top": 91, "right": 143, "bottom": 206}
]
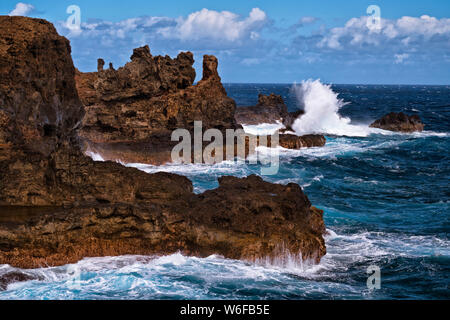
[
  {"left": 0, "top": 17, "right": 326, "bottom": 269},
  {"left": 76, "top": 46, "right": 239, "bottom": 144},
  {"left": 77, "top": 70, "right": 324, "bottom": 164}
]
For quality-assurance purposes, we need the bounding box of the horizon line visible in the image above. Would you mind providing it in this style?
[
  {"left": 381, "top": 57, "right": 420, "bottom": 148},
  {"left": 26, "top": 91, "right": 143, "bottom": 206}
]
[{"left": 221, "top": 82, "right": 450, "bottom": 86}]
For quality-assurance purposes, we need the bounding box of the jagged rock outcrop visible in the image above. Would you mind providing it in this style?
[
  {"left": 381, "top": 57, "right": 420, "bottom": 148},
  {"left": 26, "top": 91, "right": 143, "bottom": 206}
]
[
  {"left": 278, "top": 134, "right": 326, "bottom": 149},
  {"left": 0, "top": 17, "right": 326, "bottom": 270},
  {"left": 76, "top": 46, "right": 239, "bottom": 144},
  {"left": 235, "top": 93, "right": 289, "bottom": 125},
  {"left": 370, "top": 112, "right": 424, "bottom": 132},
  {"left": 234, "top": 93, "right": 305, "bottom": 130}
]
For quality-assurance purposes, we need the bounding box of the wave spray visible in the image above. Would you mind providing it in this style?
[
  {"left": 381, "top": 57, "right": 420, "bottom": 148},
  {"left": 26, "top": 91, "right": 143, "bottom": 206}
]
[{"left": 292, "top": 80, "right": 372, "bottom": 137}]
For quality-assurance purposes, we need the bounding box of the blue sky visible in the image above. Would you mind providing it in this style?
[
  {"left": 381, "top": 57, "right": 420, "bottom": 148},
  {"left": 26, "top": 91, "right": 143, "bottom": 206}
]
[{"left": 2, "top": 0, "right": 449, "bottom": 84}]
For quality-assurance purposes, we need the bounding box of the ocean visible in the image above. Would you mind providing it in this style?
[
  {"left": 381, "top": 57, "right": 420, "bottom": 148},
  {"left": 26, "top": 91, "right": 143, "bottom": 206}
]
[{"left": 1, "top": 81, "right": 449, "bottom": 300}]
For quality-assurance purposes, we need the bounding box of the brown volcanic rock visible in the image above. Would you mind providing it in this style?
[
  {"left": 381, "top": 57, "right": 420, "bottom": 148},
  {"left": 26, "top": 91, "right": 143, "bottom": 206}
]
[
  {"left": 77, "top": 62, "right": 321, "bottom": 164},
  {"left": 282, "top": 110, "right": 305, "bottom": 132},
  {"left": 0, "top": 16, "right": 190, "bottom": 207},
  {"left": 235, "top": 93, "right": 289, "bottom": 125},
  {"left": 184, "top": 175, "right": 326, "bottom": 261},
  {"left": 77, "top": 47, "right": 239, "bottom": 144},
  {"left": 278, "top": 134, "right": 326, "bottom": 149},
  {"left": 0, "top": 175, "right": 326, "bottom": 269},
  {"left": 370, "top": 112, "right": 424, "bottom": 132},
  {"left": 0, "top": 17, "right": 84, "bottom": 157},
  {"left": 78, "top": 45, "right": 196, "bottom": 104},
  {"left": 234, "top": 93, "right": 305, "bottom": 130},
  {"left": 84, "top": 132, "right": 327, "bottom": 165},
  {"left": 0, "top": 17, "right": 326, "bottom": 270}
]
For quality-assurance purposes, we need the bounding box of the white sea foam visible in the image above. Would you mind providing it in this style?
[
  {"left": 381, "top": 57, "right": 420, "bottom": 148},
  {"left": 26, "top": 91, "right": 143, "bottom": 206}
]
[
  {"left": 2, "top": 226, "right": 448, "bottom": 298},
  {"left": 288, "top": 80, "right": 449, "bottom": 138},
  {"left": 241, "top": 121, "right": 285, "bottom": 135},
  {"left": 126, "top": 160, "right": 248, "bottom": 177}
]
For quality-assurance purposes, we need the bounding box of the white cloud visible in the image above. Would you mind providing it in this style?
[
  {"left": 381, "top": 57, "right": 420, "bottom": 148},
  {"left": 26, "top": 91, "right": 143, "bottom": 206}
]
[
  {"left": 394, "top": 53, "right": 409, "bottom": 64},
  {"left": 159, "top": 8, "right": 268, "bottom": 42},
  {"left": 241, "top": 58, "right": 261, "bottom": 66},
  {"left": 319, "top": 15, "right": 450, "bottom": 50},
  {"left": 8, "top": 2, "right": 35, "bottom": 16},
  {"left": 55, "top": 8, "right": 271, "bottom": 73},
  {"left": 396, "top": 15, "right": 450, "bottom": 37},
  {"left": 300, "top": 16, "right": 318, "bottom": 25},
  {"left": 57, "top": 8, "right": 268, "bottom": 46}
]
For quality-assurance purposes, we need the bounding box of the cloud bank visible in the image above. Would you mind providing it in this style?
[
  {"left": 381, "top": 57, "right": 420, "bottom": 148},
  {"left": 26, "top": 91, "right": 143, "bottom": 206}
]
[
  {"left": 8, "top": 2, "right": 35, "bottom": 16},
  {"left": 6, "top": 2, "right": 450, "bottom": 83}
]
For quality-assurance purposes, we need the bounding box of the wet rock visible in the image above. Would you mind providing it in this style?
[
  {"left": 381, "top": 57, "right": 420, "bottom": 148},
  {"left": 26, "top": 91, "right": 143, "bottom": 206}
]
[
  {"left": 0, "top": 175, "right": 326, "bottom": 269},
  {"left": 234, "top": 93, "right": 306, "bottom": 131},
  {"left": 0, "top": 271, "right": 37, "bottom": 290},
  {"left": 282, "top": 110, "right": 305, "bottom": 132},
  {"left": 370, "top": 112, "right": 424, "bottom": 132},
  {"left": 278, "top": 134, "right": 326, "bottom": 149}
]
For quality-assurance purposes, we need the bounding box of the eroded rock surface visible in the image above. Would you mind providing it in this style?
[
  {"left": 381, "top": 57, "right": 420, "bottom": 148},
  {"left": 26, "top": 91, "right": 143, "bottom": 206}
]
[
  {"left": 0, "top": 17, "right": 326, "bottom": 269},
  {"left": 76, "top": 47, "right": 239, "bottom": 144},
  {"left": 235, "top": 93, "right": 289, "bottom": 125},
  {"left": 370, "top": 112, "right": 424, "bottom": 132},
  {"left": 0, "top": 175, "right": 326, "bottom": 269},
  {"left": 234, "top": 93, "right": 305, "bottom": 130},
  {"left": 278, "top": 134, "right": 326, "bottom": 149}
]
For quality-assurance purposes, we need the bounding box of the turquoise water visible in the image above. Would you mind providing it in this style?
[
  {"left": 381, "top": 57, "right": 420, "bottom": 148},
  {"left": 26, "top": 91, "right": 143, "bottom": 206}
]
[{"left": 0, "top": 84, "right": 449, "bottom": 299}]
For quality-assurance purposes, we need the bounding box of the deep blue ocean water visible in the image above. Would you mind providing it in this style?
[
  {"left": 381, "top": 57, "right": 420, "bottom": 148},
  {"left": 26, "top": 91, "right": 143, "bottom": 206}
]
[{"left": 0, "top": 83, "right": 449, "bottom": 300}]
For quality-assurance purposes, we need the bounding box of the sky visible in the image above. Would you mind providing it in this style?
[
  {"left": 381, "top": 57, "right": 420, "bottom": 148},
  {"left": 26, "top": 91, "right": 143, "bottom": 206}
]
[{"left": 1, "top": 0, "right": 449, "bottom": 84}]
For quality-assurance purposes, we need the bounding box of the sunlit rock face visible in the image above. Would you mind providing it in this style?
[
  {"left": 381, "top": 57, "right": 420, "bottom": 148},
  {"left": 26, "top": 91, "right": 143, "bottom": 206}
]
[{"left": 76, "top": 47, "right": 239, "bottom": 144}]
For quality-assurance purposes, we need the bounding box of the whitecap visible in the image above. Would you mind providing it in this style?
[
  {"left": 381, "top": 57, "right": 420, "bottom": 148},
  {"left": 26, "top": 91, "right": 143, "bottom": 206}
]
[{"left": 241, "top": 121, "right": 285, "bottom": 135}]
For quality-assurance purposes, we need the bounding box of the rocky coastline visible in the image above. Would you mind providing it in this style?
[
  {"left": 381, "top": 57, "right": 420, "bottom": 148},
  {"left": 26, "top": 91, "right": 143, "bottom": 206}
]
[
  {"left": 0, "top": 16, "right": 327, "bottom": 272},
  {"left": 76, "top": 49, "right": 326, "bottom": 165}
]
